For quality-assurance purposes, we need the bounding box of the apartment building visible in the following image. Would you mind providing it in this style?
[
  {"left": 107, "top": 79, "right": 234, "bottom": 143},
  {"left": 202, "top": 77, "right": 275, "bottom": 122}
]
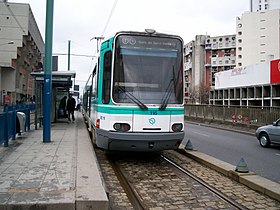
[
  {"left": 0, "top": 1, "right": 44, "bottom": 105},
  {"left": 250, "top": 0, "right": 280, "bottom": 12},
  {"left": 184, "top": 34, "right": 236, "bottom": 103},
  {"left": 236, "top": 9, "right": 280, "bottom": 67},
  {"left": 185, "top": 0, "right": 280, "bottom": 107},
  {"left": 208, "top": 0, "right": 280, "bottom": 107}
]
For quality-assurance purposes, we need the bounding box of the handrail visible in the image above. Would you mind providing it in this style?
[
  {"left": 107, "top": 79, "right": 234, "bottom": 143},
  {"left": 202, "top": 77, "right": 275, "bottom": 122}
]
[{"left": 0, "top": 104, "right": 35, "bottom": 147}]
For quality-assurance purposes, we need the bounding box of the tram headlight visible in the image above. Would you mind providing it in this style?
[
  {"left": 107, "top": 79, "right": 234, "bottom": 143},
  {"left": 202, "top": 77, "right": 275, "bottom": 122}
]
[
  {"left": 172, "top": 123, "right": 183, "bottom": 132},
  {"left": 113, "top": 123, "right": 131, "bottom": 132}
]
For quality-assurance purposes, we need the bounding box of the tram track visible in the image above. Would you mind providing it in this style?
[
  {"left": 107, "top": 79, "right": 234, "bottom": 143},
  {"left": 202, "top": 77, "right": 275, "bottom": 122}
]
[
  {"left": 96, "top": 149, "right": 255, "bottom": 209},
  {"left": 109, "top": 158, "right": 146, "bottom": 210},
  {"left": 161, "top": 154, "right": 247, "bottom": 210},
  {"left": 95, "top": 148, "right": 280, "bottom": 209}
]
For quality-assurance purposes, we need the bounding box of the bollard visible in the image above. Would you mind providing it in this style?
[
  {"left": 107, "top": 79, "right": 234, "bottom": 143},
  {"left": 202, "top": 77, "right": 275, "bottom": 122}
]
[
  {"left": 235, "top": 157, "right": 249, "bottom": 173},
  {"left": 184, "top": 139, "right": 194, "bottom": 150}
]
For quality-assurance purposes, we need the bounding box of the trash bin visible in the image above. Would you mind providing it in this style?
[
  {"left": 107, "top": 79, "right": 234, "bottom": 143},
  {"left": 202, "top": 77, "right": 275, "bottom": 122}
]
[{"left": 16, "top": 112, "right": 26, "bottom": 134}]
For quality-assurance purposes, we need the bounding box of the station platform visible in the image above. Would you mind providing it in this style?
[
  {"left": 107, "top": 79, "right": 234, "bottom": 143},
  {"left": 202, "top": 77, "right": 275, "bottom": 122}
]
[{"left": 0, "top": 112, "right": 108, "bottom": 210}]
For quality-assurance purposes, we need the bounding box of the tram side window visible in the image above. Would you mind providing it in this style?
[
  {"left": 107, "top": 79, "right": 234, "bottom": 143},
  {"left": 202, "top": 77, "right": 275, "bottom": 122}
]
[
  {"left": 102, "top": 51, "right": 112, "bottom": 104},
  {"left": 92, "top": 67, "right": 97, "bottom": 99}
]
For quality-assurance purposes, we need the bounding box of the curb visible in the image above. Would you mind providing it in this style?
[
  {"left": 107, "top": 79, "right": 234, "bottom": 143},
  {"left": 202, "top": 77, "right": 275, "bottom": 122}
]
[{"left": 179, "top": 148, "right": 280, "bottom": 202}]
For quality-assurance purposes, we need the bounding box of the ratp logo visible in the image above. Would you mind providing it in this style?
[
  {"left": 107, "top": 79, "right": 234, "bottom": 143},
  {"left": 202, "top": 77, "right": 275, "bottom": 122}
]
[{"left": 148, "top": 118, "right": 156, "bottom": 125}]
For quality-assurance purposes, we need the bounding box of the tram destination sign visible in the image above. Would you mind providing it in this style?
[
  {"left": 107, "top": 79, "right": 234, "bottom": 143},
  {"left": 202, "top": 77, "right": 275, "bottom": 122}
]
[{"left": 118, "top": 35, "right": 181, "bottom": 50}]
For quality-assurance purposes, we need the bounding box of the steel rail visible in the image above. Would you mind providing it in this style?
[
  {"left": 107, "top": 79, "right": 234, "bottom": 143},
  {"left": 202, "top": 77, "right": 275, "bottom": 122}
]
[
  {"left": 109, "top": 158, "right": 147, "bottom": 210},
  {"left": 161, "top": 155, "right": 248, "bottom": 210}
]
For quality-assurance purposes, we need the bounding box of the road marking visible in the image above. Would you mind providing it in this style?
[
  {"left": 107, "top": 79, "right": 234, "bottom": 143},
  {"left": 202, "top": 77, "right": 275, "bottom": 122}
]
[
  {"left": 192, "top": 131, "right": 210, "bottom": 137},
  {"left": 276, "top": 153, "right": 280, "bottom": 156}
]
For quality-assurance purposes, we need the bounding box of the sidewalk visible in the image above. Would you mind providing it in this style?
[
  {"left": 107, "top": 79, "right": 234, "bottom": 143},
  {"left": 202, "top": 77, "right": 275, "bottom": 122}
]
[{"left": 0, "top": 112, "right": 108, "bottom": 210}]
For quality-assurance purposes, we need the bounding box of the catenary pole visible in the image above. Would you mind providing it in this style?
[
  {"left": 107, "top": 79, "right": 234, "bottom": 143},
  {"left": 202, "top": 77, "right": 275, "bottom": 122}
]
[
  {"left": 68, "top": 40, "right": 71, "bottom": 71},
  {"left": 43, "top": 0, "right": 54, "bottom": 142}
]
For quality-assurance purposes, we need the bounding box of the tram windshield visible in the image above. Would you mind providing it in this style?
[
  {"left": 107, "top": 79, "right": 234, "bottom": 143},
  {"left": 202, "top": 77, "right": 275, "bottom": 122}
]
[{"left": 113, "top": 35, "right": 183, "bottom": 106}]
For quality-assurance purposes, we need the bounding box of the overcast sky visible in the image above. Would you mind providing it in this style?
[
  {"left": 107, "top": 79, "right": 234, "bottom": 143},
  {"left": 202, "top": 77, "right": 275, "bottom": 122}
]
[{"left": 9, "top": 0, "right": 249, "bottom": 90}]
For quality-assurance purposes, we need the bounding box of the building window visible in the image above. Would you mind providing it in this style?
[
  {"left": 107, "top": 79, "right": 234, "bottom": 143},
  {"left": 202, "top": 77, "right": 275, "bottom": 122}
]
[
  {"left": 265, "top": 4, "right": 268, "bottom": 10},
  {"left": 238, "top": 47, "right": 242, "bottom": 51},
  {"left": 238, "top": 63, "right": 242, "bottom": 66},
  {"left": 238, "top": 39, "right": 242, "bottom": 43},
  {"left": 238, "top": 55, "right": 242, "bottom": 58},
  {"left": 238, "top": 31, "right": 242, "bottom": 35}
]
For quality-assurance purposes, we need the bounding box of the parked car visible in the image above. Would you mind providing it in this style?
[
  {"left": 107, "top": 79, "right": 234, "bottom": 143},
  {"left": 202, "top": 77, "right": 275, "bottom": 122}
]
[{"left": 256, "top": 118, "right": 280, "bottom": 147}]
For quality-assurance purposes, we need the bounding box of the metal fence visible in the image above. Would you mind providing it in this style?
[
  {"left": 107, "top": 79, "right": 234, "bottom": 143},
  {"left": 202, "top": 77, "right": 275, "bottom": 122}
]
[
  {"left": 0, "top": 104, "right": 35, "bottom": 147},
  {"left": 185, "top": 104, "right": 280, "bottom": 126}
]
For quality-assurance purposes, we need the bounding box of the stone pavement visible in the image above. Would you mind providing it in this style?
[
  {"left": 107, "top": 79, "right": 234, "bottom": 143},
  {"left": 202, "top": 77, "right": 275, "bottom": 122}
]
[
  {"left": 0, "top": 112, "right": 108, "bottom": 210},
  {"left": 180, "top": 139, "right": 280, "bottom": 203}
]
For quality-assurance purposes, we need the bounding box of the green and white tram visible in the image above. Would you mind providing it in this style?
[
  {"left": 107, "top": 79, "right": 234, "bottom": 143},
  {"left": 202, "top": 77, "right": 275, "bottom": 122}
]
[{"left": 83, "top": 29, "right": 184, "bottom": 152}]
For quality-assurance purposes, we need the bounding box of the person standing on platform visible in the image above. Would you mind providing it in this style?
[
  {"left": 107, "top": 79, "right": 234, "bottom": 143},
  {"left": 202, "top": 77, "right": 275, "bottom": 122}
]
[{"left": 67, "top": 94, "right": 76, "bottom": 122}]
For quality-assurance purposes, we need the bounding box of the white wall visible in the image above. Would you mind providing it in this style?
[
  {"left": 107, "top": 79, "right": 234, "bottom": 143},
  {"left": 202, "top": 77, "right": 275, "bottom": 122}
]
[
  {"left": 0, "top": 3, "right": 29, "bottom": 65},
  {"left": 236, "top": 9, "right": 280, "bottom": 67},
  {"left": 215, "top": 62, "right": 269, "bottom": 89},
  {"left": 251, "top": 0, "right": 280, "bottom": 12}
]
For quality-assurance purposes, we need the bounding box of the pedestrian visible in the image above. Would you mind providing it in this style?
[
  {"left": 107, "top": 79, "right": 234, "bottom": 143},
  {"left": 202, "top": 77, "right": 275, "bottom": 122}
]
[
  {"left": 59, "top": 96, "right": 67, "bottom": 118},
  {"left": 67, "top": 94, "right": 76, "bottom": 122}
]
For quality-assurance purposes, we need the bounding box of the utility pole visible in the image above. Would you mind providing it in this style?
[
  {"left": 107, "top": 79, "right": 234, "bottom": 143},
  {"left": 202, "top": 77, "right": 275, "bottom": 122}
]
[
  {"left": 43, "top": 0, "right": 54, "bottom": 143},
  {"left": 68, "top": 40, "right": 71, "bottom": 71},
  {"left": 90, "top": 36, "right": 104, "bottom": 53}
]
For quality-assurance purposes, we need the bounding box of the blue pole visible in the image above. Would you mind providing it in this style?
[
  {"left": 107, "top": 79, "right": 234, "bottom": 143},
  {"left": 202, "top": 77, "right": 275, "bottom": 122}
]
[{"left": 43, "top": 0, "right": 54, "bottom": 142}]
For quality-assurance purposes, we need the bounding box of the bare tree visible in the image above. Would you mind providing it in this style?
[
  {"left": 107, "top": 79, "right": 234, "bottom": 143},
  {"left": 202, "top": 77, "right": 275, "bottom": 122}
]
[{"left": 188, "top": 83, "right": 210, "bottom": 104}]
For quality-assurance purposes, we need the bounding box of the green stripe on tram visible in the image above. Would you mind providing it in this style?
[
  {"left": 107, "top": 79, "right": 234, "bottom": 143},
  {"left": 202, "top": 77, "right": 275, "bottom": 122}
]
[{"left": 94, "top": 105, "right": 184, "bottom": 115}]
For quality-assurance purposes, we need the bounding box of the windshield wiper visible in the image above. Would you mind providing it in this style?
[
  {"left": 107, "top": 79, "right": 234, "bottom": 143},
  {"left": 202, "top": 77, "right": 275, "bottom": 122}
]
[
  {"left": 117, "top": 86, "right": 148, "bottom": 110},
  {"left": 159, "top": 67, "right": 177, "bottom": 110}
]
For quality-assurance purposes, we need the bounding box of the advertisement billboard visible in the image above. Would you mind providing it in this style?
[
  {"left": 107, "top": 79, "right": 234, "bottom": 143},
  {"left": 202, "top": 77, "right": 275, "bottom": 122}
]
[
  {"left": 215, "top": 63, "right": 269, "bottom": 89},
  {"left": 270, "top": 59, "right": 280, "bottom": 84}
]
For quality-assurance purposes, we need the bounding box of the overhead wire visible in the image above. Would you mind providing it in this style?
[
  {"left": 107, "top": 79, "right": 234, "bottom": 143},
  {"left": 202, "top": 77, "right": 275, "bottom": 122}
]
[{"left": 101, "top": 0, "right": 119, "bottom": 37}]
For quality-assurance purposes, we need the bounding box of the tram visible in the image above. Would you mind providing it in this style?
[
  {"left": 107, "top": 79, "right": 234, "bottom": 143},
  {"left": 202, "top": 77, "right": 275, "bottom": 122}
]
[{"left": 83, "top": 29, "right": 185, "bottom": 152}]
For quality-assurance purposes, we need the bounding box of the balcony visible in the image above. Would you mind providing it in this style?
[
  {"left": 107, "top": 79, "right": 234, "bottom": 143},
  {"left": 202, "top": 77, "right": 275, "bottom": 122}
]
[{"left": 205, "top": 44, "right": 212, "bottom": 50}]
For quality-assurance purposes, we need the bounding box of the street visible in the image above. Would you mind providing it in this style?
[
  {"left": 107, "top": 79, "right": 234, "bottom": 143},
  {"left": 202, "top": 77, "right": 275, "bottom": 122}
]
[{"left": 183, "top": 122, "right": 280, "bottom": 184}]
